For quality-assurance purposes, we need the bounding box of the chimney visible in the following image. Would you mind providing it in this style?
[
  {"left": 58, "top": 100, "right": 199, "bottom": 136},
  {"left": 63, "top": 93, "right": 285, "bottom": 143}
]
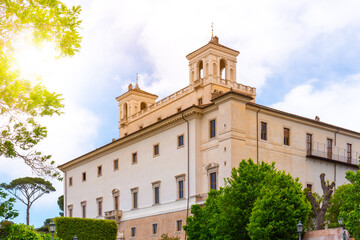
[{"left": 315, "top": 116, "right": 320, "bottom": 121}]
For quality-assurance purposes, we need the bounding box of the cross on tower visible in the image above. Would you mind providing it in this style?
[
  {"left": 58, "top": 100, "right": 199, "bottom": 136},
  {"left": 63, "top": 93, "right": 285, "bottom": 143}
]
[{"left": 211, "top": 22, "right": 214, "bottom": 38}]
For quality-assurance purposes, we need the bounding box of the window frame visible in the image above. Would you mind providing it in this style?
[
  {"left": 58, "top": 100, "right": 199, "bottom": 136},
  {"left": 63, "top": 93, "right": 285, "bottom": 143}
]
[
  {"left": 347, "top": 143, "right": 352, "bottom": 163},
  {"left": 153, "top": 143, "right": 160, "bottom": 157},
  {"left": 284, "top": 127, "right": 290, "bottom": 146},
  {"left": 206, "top": 163, "right": 219, "bottom": 191},
  {"left": 67, "top": 204, "right": 73, "bottom": 217},
  {"left": 113, "top": 159, "right": 119, "bottom": 171},
  {"left": 69, "top": 177, "right": 73, "bottom": 187},
  {"left": 112, "top": 189, "right": 120, "bottom": 211},
  {"left": 306, "top": 133, "right": 312, "bottom": 155},
  {"left": 81, "top": 201, "right": 86, "bottom": 218},
  {"left": 130, "top": 227, "right": 136, "bottom": 238},
  {"left": 132, "top": 152, "right": 138, "bottom": 164},
  {"left": 209, "top": 119, "right": 216, "bottom": 139},
  {"left": 176, "top": 220, "right": 183, "bottom": 232},
  {"left": 260, "top": 121, "right": 267, "bottom": 141},
  {"left": 82, "top": 172, "right": 87, "bottom": 182},
  {"left": 175, "top": 174, "right": 185, "bottom": 200},
  {"left": 152, "top": 223, "right": 158, "bottom": 236},
  {"left": 97, "top": 165, "right": 102, "bottom": 177},
  {"left": 327, "top": 138, "right": 333, "bottom": 159},
  {"left": 131, "top": 187, "right": 139, "bottom": 209},
  {"left": 177, "top": 134, "right": 184, "bottom": 148},
  {"left": 152, "top": 181, "right": 161, "bottom": 205},
  {"left": 96, "top": 197, "right": 103, "bottom": 217}
]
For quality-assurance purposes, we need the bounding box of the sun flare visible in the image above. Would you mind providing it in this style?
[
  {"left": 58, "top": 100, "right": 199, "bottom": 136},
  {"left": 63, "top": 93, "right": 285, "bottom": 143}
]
[{"left": 12, "top": 36, "right": 58, "bottom": 82}]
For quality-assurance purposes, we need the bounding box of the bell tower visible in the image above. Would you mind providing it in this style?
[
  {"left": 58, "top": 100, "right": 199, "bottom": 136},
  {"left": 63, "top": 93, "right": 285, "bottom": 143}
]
[
  {"left": 186, "top": 35, "right": 240, "bottom": 85},
  {"left": 116, "top": 77, "right": 158, "bottom": 137}
]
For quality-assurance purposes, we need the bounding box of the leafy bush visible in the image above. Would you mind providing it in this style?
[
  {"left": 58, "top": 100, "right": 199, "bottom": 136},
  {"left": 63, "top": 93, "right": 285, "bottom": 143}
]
[
  {"left": 0, "top": 223, "right": 60, "bottom": 240},
  {"left": 54, "top": 217, "right": 118, "bottom": 240}
]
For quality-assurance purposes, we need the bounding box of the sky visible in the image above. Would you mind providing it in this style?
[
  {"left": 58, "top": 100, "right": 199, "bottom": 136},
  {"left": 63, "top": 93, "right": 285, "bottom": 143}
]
[{"left": 1, "top": 0, "right": 360, "bottom": 228}]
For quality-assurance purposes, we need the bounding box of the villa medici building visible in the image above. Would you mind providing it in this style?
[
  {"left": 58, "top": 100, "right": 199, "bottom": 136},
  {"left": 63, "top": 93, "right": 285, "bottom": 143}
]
[{"left": 59, "top": 36, "right": 360, "bottom": 239}]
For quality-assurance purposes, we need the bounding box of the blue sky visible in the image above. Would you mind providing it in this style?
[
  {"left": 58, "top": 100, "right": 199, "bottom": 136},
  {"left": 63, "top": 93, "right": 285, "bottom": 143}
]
[{"left": 1, "top": 0, "right": 360, "bottom": 228}]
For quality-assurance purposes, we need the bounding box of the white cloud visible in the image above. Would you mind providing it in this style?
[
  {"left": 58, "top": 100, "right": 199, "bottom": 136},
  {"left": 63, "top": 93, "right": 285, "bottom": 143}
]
[{"left": 271, "top": 74, "right": 360, "bottom": 133}]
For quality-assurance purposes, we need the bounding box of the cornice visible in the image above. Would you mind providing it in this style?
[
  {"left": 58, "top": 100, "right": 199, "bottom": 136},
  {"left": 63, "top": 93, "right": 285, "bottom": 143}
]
[
  {"left": 116, "top": 89, "right": 158, "bottom": 102},
  {"left": 58, "top": 106, "right": 204, "bottom": 171},
  {"left": 247, "top": 103, "right": 360, "bottom": 138},
  {"left": 186, "top": 42, "right": 239, "bottom": 60}
]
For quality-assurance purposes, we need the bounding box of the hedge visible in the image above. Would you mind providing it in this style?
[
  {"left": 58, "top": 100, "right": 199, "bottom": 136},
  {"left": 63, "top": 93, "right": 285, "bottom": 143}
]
[{"left": 53, "top": 217, "right": 117, "bottom": 240}]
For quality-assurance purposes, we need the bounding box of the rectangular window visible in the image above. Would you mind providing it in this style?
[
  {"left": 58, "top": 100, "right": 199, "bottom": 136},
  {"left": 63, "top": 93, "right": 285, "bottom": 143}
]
[
  {"left": 210, "top": 172, "right": 217, "bottom": 190},
  {"left": 154, "top": 187, "right": 160, "bottom": 204},
  {"left": 131, "top": 188, "right": 138, "bottom": 209},
  {"left": 178, "top": 180, "right": 184, "bottom": 199},
  {"left": 68, "top": 205, "right": 73, "bottom": 217},
  {"left": 198, "top": 98, "right": 203, "bottom": 105},
  {"left": 114, "top": 195, "right": 119, "bottom": 210},
  {"left": 82, "top": 172, "right": 86, "bottom": 182},
  {"left": 97, "top": 197, "right": 103, "bottom": 216},
  {"left": 81, "top": 201, "right": 86, "bottom": 218},
  {"left": 132, "top": 152, "right": 138, "bottom": 164},
  {"left": 152, "top": 181, "right": 161, "bottom": 205},
  {"left": 327, "top": 138, "right": 333, "bottom": 159},
  {"left": 176, "top": 220, "right": 183, "bottom": 232},
  {"left": 97, "top": 165, "right": 102, "bottom": 177},
  {"left": 153, "top": 144, "right": 159, "bottom": 157},
  {"left": 347, "top": 143, "right": 352, "bottom": 163},
  {"left": 152, "top": 223, "right": 158, "bottom": 235},
  {"left": 284, "top": 128, "right": 290, "bottom": 146},
  {"left": 176, "top": 174, "right": 185, "bottom": 200},
  {"left": 69, "top": 177, "right": 73, "bottom": 186},
  {"left": 178, "top": 135, "right": 184, "bottom": 147},
  {"left": 114, "top": 159, "right": 119, "bottom": 171},
  {"left": 260, "top": 122, "right": 267, "bottom": 140},
  {"left": 306, "top": 134, "right": 312, "bottom": 155},
  {"left": 306, "top": 184, "right": 313, "bottom": 192},
  {"left": 131, "top": 227, "right": 136, "bottom": 237},
  {"left": 210, "top": 119, "right": 216, "bottom": 138}
]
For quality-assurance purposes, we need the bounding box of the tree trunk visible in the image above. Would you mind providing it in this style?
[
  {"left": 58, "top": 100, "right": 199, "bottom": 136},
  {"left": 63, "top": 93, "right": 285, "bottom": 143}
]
[
  {"left": 26, "top": 204, "right": 30, "bottom": 225},
  {"left": 307, "top": 173, "right": 335, "bottom": 230}
]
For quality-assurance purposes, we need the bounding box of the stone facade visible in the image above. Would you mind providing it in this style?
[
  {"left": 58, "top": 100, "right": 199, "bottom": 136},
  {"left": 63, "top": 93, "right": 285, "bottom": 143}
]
[{"left": 59, "top": 36, "right": 360, "bottom": 240}]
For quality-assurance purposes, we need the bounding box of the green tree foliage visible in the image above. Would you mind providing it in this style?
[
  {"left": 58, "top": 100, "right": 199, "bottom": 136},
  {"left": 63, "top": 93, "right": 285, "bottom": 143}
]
[
  {"left": 0, "top": 187, "right": 18, "bottom": 222},
  {"left": 1, "top": 177, "right": 56, "bottom": 225},
  {"left": 0, "top": 223, "right": 60, "bottom": 240},
  {"left": 0, "top": 0, "right": 81, "bottom": 179},
  {"left": 57, "top": 195, "right": 63, "bottom": 216},
  {"left": 337, "top": 164, "right": 360, "bottom": 239},
  {"left": 326, "top": 184, "right": 352, "bottom": 228},
  {"left": 54, "top": 217, "right": 118, "bottom": 240},
  {"left": 184, "top": 159, "right": 311, "bottom": 240},
  {"left": 247, "top": 171, "right": 310, "bottom": 239}
]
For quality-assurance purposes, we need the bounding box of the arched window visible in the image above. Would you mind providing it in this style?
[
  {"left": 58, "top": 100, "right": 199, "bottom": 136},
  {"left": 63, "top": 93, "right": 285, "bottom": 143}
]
[
  {"left": 140, "top": 102, "right": 147, "bottom": 110},
  {"left": 220, "top": 59, "right": 226, "bottom": 79},
  {"left": 198, "top": 60, "right": 203, "bottom": 79},
  {"left": 213, "top": 63, "right": 217, "bottom": 76},
  {"left": 123, "top": 103, "right": 128, "bottom": 118},
  {"left": 230, "top": 68, "right": 234, "bottom": 81}
]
